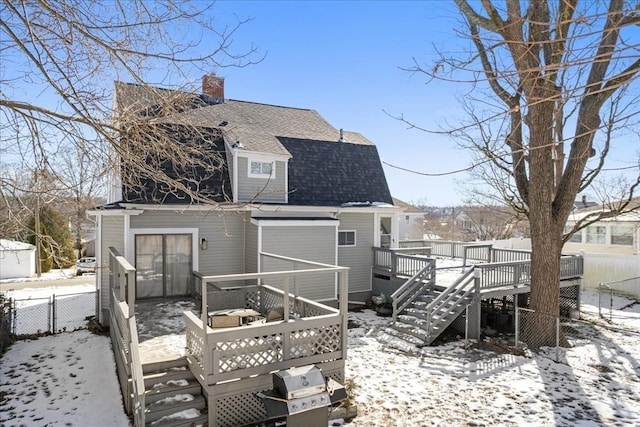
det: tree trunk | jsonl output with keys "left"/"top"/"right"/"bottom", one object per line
{"left": 528, "top": 223, "right": 562, "bottom": 349}
{"left": 526, "top": 99, "right": 563, "bottom": 349}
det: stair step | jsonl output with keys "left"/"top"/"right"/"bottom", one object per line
{"left": 145, "top": 378, "right": 202, "bottom": 404}
{"left": 143, "top": 357, "right": 188, "bottom": 374}
{"left": 148, "top": 412, "right": 208, "bottom": 427}
{"left": 145, "top": 394, "right": 206, "bottom": 423}
{"left": 390, "top": 322, "right": 429, "bottom": 341}
{"left": 144, "top": 366, "right": 195, "bottom": 389}
{"left": 397, "top": 315, "right": 428, "bottom": 327}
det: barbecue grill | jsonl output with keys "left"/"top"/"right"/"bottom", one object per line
{"left": 259, "top": 365, "right": 347, "bottom": 426}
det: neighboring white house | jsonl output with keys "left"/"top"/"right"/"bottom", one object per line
{"left": 564, "top": 207, "right": 640, "bottom": 298}
{"left": 0, "top": 239, "right": 36, "bottom": 280}
{"left": 393, "top": 197, "right": 425, "bottom": 240}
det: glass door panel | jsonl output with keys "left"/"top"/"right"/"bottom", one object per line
{"left": 380, "top": 216, "right": 392, "bottom": 248}
{"left": 165, "top": 234, "right": 192, "bottom": 296}
{"left": 135, "top": 235, "right": 164, "bottom": 298}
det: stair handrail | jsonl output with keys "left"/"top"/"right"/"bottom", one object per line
{"left": 391, "top": 260, "right": 436, "bottom": 322}
{"left": 129, "top": 316, "right": 146, "bottom": 427}
{"left": 425, "top": 267, "right": 476, "bottom": 340}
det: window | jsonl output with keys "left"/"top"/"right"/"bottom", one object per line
{"left": 611, "top": 225, "right": 634, "bottom": 246}
{"left": 586, "top": 226, "right": 606, "bottom": 244}
{"left": 249, "top": 160, "right": 274, "bottom": 178}
{"left": 338, "top": 230, "right": 356, "bottom": 247}
{"left": 564, "top": 226, "right": 582, "bottom": 243}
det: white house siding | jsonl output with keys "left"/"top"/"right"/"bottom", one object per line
{"left": 579, "top": 253, "right": 640, "bottom": 298}
{"left": 337, "top": 212, "right": 375, "bottom": 294}
{"left": 0, "top": 241, "right": 35, "bottom": 280}
{"left": 245, "top": 222, "right": 258, "bottom": 274}
{"left": 237, "top": 158, "right": 287, "bottom": 203}
{"left": 261, "top": 225, "right": 336, "bottom": 301}
{"left": 129, "top": 210, "right": 246, "bottom": 276}
{"left": 100, "top": 216, "right": 125, "bottom": 319}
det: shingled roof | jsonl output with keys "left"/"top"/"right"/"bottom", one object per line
{"left": 114, "top": 81, "right": 392, "bottom": 207}
{"left": 114, "top": 82, "right": 373, "bottom": 156}
{"left": 279, "top": 137, "right": 393, "bottom": 206}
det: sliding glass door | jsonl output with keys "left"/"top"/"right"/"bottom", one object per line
{"left": 135, "top": 234, "right": 192, "bottom": 298}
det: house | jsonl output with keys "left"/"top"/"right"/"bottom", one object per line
{"left": 563, "top": 197, "right": 639, "bottom": 297}
{"left": 0, "top": 239, "right": 36, "bottom": 280}
{"left": 392, "top": 197, "right": 425, "bottom": 240}
{"left": 89, "top": 74, "right": 400, "bottom": 325}
{"left": 86, "top": 75, "right": 403, "bottom": 426}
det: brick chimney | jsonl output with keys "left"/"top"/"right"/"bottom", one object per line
{"left": 202, "top": 73, "right": 224, "bottom": 100}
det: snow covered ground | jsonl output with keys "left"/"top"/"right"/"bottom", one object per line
{"left": 1, "top": 272, "right": 639, "bottom": 427}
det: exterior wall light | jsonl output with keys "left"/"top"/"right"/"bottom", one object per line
{"left": 200, "top": 238, "right": 208, "bottom": 250}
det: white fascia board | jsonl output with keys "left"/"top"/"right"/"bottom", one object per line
{"left": 112, "top": 203, "right": 250, "bottom": 213}
{"left": 86, "top": 208, "right": 144, "bottom": 217}
{"left": 249, "top": 205, "right": 403, "bottom": 215}
{"left": 92, "top": 203, "right": 402, "bottom": 215}
{"left": 250, "top": 218, "right": 339, "bottom": 227}
{"left": 235, "top": 150, "right": 290, "bottom": 162}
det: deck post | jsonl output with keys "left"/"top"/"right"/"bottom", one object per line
{"left": 126, "top": 271, "right": 134, "bottom": 318}
{"left": 283, "top": 277, "right": 290, "bottom": 322}
{"left": 466, "top": 269, "right": 482, "bottom": 340}
{"left": 339, "top": 270, "right": 348, "bottom": 360}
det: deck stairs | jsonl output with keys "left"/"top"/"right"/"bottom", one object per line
{"left": 381, "top": 267, "right": 476, "bottom": 350}
{"left": 141, "top": 357, "right": 208, "bottom": 427}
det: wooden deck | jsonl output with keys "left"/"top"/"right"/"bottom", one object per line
{"left": 108, "top": 248, "right": 348, "bottom": 427}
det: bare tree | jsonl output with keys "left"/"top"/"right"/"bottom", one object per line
{"left": 460, "top": 205, "right": 529, "bottom": 241}
{"left": 405, "top": 1, "right": 639, "bottom": 346}
{"left": 1, "top": 0, "right": 259, "bottom": 263}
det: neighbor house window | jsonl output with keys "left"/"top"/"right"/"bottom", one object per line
{"left": 586, "top": 226, "right": 606, "bottom": 244}
{"left": 611, "top": 225, "right": 634, "bottom": 246}
{"left": 338, "top": 230, "right": 356, "bottom": 247}
{"left": 249, "top": 160, "right": 274, "bottom": 178}
{"left": 564, "top": 226, "right": 582, "bottom": 243}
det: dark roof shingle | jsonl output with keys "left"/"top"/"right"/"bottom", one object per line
{"left": 279, "top": 137, "right": 393, "bottom": 206}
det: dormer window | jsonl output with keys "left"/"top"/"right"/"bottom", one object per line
{"left": 249, "top": 159, "right": 275, "bottom": 178}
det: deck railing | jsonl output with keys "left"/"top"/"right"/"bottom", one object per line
{"left": 473, "top": 255, "right": 583, "bottom": 291}
{"left": 186, "top": 252, "right": 348, "bottom": 386}
{"left": 108, "top": 248, "right": 145, "bottom": 426}
{"left": 372, "top": 247, "right": 432, "bottom": 277}
{"left": 391, "top": 260, "right": 436, "bottom": 319}
{"left": 398, "top": 240, "right": 582, "bottom": 282}
{"left": 490, "top": 248, "right": 532, "bottom": 263}
{"left": 400, "top": 239, "right": 533, "bottom": 264}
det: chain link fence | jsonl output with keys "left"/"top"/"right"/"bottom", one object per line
{"left": 515, "top": 307, "right": 580, "bottom": 362}
{"left": 9, "top": 291, "right": 97, "bottom": 336}
{"left": 599, "top": 277, "right": 640, "bottom": 322}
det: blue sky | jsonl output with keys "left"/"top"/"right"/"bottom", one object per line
{"left": 197, "top": 1, "right": 639, "bottom": 206}
{"left": 4, "top": 1, "right": 636, "bottom": 207}
{"left": 198, "top": 1, "right": 475, "bottom": 206}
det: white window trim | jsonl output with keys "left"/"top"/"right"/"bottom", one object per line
{"left": 610, "top": 224, "right": 635, "bottom": 246}
{"left": 126, "top": 228, "right": 199, "bottom": 272}
{"left": 338, "top": 230, "right": 357, "bottom": 247}
{"left": 248, "top": 158, "right": 276, "bottom": 179}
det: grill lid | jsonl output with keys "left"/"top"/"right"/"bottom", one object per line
{"left": 273, "top": 365, "right": 326, "bottom": 400}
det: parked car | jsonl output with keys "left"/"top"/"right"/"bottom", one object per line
{"left": 76, "top": 257, "right": 96, "bottom": 275}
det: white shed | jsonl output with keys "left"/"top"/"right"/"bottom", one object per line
{"left": 0, "top": 239, "right": 36, "bottom": 280}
